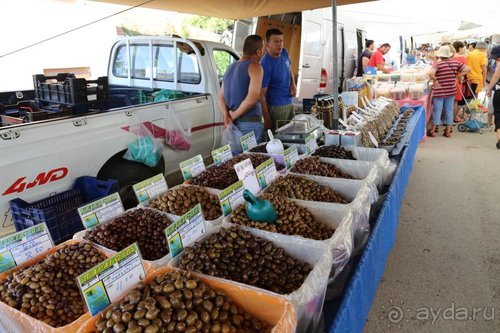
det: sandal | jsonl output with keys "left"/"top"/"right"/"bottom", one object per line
{"left": 444, "top": 131, "right": 451, "bottom": 138}
{"left": 427, "top": 130, "right": 436, "bottom": 137}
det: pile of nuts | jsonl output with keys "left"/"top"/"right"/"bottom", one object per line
{"left": 0, "top": 243, "right": 107, "bottom": 327}
{"left": 380, "top": 108, "right": 414, "bottom": 146}
{"left": 312, "top": 145, "right": 356, "bottom": 160}
{"left": 92, "top": 270, "right": 271, "bottom": 333}
{"left": 229, "top": 193, "right": 335, "bottom": 240}
{"left": 248, "top": 144, "right": 268, "bottom": 153}
{"left": 190, "top": 154, "right": 284, "bottom": 190}
{"left": 178, "top": 227, "right": 312, "bottom": 295}
{"left": 265, "top": 175, "right": 349, "bottom": 203}
{"left": 84, "top": 208, "right": 172, "bottom": 261}
{"left": 149, "top": 186, "right": 222, "bottom": 221}
{"left": 291, "top": 157, "right": 354, "bottom": 179}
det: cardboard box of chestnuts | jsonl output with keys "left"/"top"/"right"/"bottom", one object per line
{"left": 0, "top": 240, "right": 147, "bottom": 333}
{"left": 77, "top": 266, "right": 298, "bottom": 333}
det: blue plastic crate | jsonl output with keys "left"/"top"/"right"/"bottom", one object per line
{"left": 9, "top": 176, "right": 118, "bottom": 244}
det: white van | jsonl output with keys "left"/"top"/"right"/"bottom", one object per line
{"left": 233, "top": 8, "right": 367, "bottom": 100}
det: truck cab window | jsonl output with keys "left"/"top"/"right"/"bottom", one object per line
{"left": 154, "top": 45, "right": 175, "bottom": 81}
{"left": 212, "top": 50, "right": 238, "bottom": 85}
{"left": 113, "top": 45, "right": 128, "bottom": 77}
{"left": 131, "top": 45, "right": 150, "bottom": 79}
{"left": 177, "top": 43, "right": 201, "bottom": 84}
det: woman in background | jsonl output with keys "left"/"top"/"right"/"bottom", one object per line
{"left": 452, "top": 41, "right": 467, "bottom": 122}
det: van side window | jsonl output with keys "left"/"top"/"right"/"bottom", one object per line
{"left": 113, "top": 45, "right": 128, "bottom": 77}
{"left": 213, "top": 50, "right": 238, "bottom": 85}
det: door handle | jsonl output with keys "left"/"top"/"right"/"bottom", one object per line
{"left": 302, "top": 64, "right": 311, "bottom": 69}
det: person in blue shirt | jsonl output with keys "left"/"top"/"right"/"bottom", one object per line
{"left": 218, "top": 35, "right": 267, "bottom": 143}
{"left": 260, "top": 29, "right": 296, "bottom": 131}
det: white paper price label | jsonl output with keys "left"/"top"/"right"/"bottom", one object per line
{"left": 284, "top": 145, "right": 299, "bottom": 169}
{"left": 78, "top": 193, "right": 124, "bottom": 229}
{"left": 234, "top": 158, "right": 260, "bottom": 195}
{"left": 0, "top": 223, "right": 54, "bottom": 272}
{"left": 218, "top": 180, "right": 245, "bottom": 216}
{"left": 255, "top": 158, "right": 278, "bottom": 190}
{"left": 165, "top": 204, "right": 206, "bottom": 258}
{"left": 211, "top": 145, "right": 233, "bottom": 166}
{"left": 305, "top": 134, "right": 318, "bottom": 155}
{"left": 132, "top": 174, "right": 168, "bottom": 203}
{"left": 77, "top": 243, "right": 147, "bottom": 316}
{"left": 368, "top": 131, "right": 379, "bottom": 148}
{"left": 240, "top": 131, "right": 257, "bottom": 152}
{"left": 179, "top": 155, "right": 206, "bottom": 181}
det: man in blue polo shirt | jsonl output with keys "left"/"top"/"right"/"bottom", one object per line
{"left": 260, "top": 28, "right": 296, "bottom": 131}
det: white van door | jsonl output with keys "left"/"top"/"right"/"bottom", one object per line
{"left": 297, "top": 10, "right": 324, "bottom": 99}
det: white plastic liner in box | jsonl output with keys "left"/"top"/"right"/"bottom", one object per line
{"left": 169, "top": 224, "right": 334, "bottom": 333}
{"left": 222, "top": 198, "right": 355, "bottom": 284}
{"left": 139, "top": 184, "right": 224, "bottom": 227}
{"left": 269, "top": 173, "right": 377, "bottom": 250}
{"left": 291, "top": 156, "right": 382, "bottom": 190}
{"left": 73, "top": 207, "right": 182, "bottom": 268}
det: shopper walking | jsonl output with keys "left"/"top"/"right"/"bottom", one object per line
{"left": 218, "top": 35, "right": 267, "bottom": 143}
{"left": 260, "top": 28, "right": 296, "bottom": 131}
{"left": 485, "top": 45, "right": 500, "bottom": 149}
{"left": 466, "top": 41, "right": 488, "bottom": 94}
{"left": 452, "top": 41, "right": 467, "bottom": 122}
{"left": 368, "top": 43, "right": 391, "bottom": 73}
{"left": 356, "top": 40, "right": 374, "bottom": 76}
{"left": 428, "top": 46, "right": 470, "bottom": 138}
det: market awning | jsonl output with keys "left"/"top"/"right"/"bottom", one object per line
{"left": 91, "top": 0, "right": 375, "bottom": 19}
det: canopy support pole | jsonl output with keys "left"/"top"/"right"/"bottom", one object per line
{"left": 331, "top": 0, "right": 339, "bottom": 130}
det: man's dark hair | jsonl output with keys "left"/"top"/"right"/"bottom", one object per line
{"left": 452, "top": 41, "right": 464, "bottom": 52}
{"left": 265, "top": 28, "right": 283, "bottom": 42}
{"left": 365, "top": 40, "right": 374, "bottom": 48}
{"left": 243, "top": 35, "right": 264, "bottom": 55}
{"left": 381, "top": 43, "right": 391, "bottom": 48}
{"left": 470, "top": 42, "right": 477, "bottom": 49}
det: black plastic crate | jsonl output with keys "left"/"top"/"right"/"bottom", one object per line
{"left": 33, "top": 73, "right": 108, "bottom": 106}
{"left": 9, "top": 176, "right": 118, "bottom": 244}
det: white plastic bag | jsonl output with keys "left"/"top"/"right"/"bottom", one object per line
{"left": 165, "top": 109, "right": 192, "bottom": 151}
{"left": 221, "top": 123, "right": 243, "bottom": 155}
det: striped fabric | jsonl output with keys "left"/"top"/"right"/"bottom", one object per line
{"left": 432, "top": 60, "right": 465, "bottom": 97}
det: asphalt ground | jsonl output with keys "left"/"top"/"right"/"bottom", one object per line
{"left": 364, "top": 126, "right": 500, "bottom": 333}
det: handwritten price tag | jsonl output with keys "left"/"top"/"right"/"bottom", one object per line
{"left": 133, "top": 174, "right": 168, "bottom": 203}
{"left": 218, "top": 181, "right": 245, "bottom": 216}
{"left": 234, "top": 158, "right": 260, "bottom": 195}
{"left": 179, "top": 155, "right": 206, "bottom": 181}
{"left": 77, "top": 243, "right": 146, "bottom": 316}
{"left": 78, "top": 193, "right": 124, "bottom": 229}
{"left": 165, "top": 204, "right": 206, "bottom": 258}
{"left": 0, "top": 223, "right": 54, "bottom": 272}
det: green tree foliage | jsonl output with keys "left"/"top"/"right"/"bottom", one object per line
{"left": 189, "top": 16, "right": 233, "bottom": 34}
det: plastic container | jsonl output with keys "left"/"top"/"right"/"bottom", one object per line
{"left": 78, "top": 266, "right": 297, "bottom": 333}
{"left": 0, "top": 240, "right": 119, "bottom": 333}
{"left": 9, "top": 176, "right": 118, "bottom": 244}
{"left": 390, "top": 86, "right": 406, "bottom": 100}
{"left": 73, "top": 207, "right": 179, "bottom": 268}
{"left": 409, "top": 83, "right": 425, "bottom": 100}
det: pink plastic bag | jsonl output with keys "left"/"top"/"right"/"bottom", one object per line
{"left": 165, "top": 109, "right": 191, "bottom": 151}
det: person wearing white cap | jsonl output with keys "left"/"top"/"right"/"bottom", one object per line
{"left": 428, "top": 46, "right": 471, "bottom": 138}
{"left": 467, "top": 41, "right": 488, "bottom": 94}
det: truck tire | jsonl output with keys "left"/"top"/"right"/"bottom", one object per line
{"left": 97, "top": 154, "right": 165, "bottom": 209}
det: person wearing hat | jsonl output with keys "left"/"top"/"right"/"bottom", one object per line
{"left": 466, "top": 41, "right": 488, "bottom": 94}
{"left": 428, "top": 46, "right": 470, "bottom": 138}
{"left": 485, "top": 45, "right": 500, "bottom": 149}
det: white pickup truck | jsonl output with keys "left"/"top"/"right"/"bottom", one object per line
{"left": 0, "top": 36, "right": 240, "bottom": 236}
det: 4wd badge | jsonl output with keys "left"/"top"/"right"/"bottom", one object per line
{"left": 2, "top": 167, "right": 68, "bottom": 196}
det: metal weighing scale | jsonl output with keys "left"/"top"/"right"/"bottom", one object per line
{"left": 274, "top": 114, "right": 324, "bottom": 146}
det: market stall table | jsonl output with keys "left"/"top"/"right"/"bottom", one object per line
{"left": 325, "top": 106, "right": 425, "bottom": 333}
